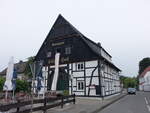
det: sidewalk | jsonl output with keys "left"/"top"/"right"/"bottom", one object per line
{"left": 46, "top": 93, "right": 127, "bottom": 113}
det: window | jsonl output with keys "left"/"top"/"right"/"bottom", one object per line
{"left": 77, "top": 81, "right": 84, "bottom": 90}
{"left": 77, "top": 63, "right": 84, "bottom": 70}
{"left": 65, "top": 47, "right": 71, "bottom": 55}
{"left": 47, "top": 52, "right": 51, "bottom": 57}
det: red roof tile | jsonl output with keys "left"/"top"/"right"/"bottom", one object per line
{"left": 139, "top": 66, "right": 150, "bottom": 78}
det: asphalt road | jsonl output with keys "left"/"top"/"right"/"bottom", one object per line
{"left": 98, "top": 91, "right": 150, "bottom": 113}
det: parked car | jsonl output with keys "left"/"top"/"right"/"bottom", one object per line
{"left": 127, "top": 88, "right": 136, "bottom": 94}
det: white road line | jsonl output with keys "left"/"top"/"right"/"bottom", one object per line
{"left": 145, "top": 97, "right": 150, "bottom": 112}
{"left": 147, "top": 105, "right": 150, "bottom": 112}
{"left": 145, "top": 97, "right": 149, "bottom": 105}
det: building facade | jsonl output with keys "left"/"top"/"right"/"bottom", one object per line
{"left": 35, "top": 15, "right": 121, "bottom": 97}
{"left": 139, "top": 66, "right": 150, "bottom": 91}
{"left": 0, "top": 61, "right": 27, "bottom": 80}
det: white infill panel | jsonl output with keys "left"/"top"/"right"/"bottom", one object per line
{"left": 51, "top": 53, "right": 60, "bottom": 91}
{"left": 85, "top": 60, "right": 97, "bottom": 68}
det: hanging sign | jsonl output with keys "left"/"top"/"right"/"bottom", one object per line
{"left": 52, "top": 42, "right": 64, "bottom": 46}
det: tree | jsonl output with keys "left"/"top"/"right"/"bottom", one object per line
{"left": 120, "top": 76, "right": 137, "bottom": 88}
{"left": 15, "top": 80, "right": 30, "bottom": 92}
{"left": 125, "top": 77, "right": 137, "bottom": 88}
{"left": 139, "top": 57, "right": 150, "bottom": 75}
{"left": 0, "top": 77, "right": 5, "bottom": 91}
{"left": 24, "top": 56, "right": 35, "bottom": 78}
{"left": 0, "top": 77, "right": 29, "bottom": 92}
{"left": 23, "top": 56, "right": 35, "bottom": 93}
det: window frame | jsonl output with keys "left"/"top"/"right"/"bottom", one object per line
{"left": 76, "top": 62, "right": 84, "bottom": 70}
{"left": 77, "top": 81, "right": 84, "bottom": 91}
{"left": 65, "top": 46, "right": 71, "bottom": 55}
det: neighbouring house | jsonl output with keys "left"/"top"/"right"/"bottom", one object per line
{"left": 139, "top": 66, "right": 150, "bottom": 91}
{"left": 34, "top": 14, "right": 121, "bottom": 97}
{"left": 0, "top": 61, "right": 28, "bottom": 80}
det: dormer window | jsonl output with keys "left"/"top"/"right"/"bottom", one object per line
{"left": 65, "top": 47, "right": 71, "bottom": 55}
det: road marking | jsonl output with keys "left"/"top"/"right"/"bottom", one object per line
{"left": 147, "top": 105, "right": 150, "bottom": 112}
{"left": 145, "top": 97, "right": 150, "bottom": 112}
{"left": 145, "top": 97, "right": 149, "bottom": 105}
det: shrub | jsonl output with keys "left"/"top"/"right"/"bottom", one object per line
{"left": 63, "top": 90, "right": 69, "bottom": 96}
{"left": 0, "top": 77, "right": 5, "bottom": 91}
{"left": 15, "top": 79, "right": 30, "bottom": 93}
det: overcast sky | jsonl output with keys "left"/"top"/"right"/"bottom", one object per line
{"left": 0, "top": 0, "right": 150, "bottom": 77}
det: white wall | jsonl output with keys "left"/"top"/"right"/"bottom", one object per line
{"left": 69, "top": 60, "right": 98, "bottom": 96}
{"left": 101, "top": 63, "right": 120, "bottom": 96}
{"left": 85, "top": 60, "right": 97, "bottom": 67}
{"left": 139, "top": 71, "right": 150, "bottom": 91}
{"left": 38, "top": 60, "right": 120, "bottom": 97}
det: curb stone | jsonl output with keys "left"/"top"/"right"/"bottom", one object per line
{"left": 91, "top": 94, "right": 127, "bottom": 113}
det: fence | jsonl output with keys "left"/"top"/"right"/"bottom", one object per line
{"left": 0, "top": 94, "right": 75, "bottom": 113}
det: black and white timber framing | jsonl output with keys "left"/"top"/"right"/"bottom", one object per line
{"left": 34, "top": 14, "right": 121, "bottom": 97}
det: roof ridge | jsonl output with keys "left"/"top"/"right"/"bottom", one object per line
{"left": 58, "top": 14, "right": 84, "bottom": 37}
{"left": 35, "top": 14, "right": 85, "bottom": 59}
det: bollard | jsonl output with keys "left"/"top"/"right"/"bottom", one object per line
{"left": 43, "top": 97, "right": 47, "bottom": 113}
{"left": 16, "top": 100, "right": 20, "bottom": 112}
{"left": 61, "top": 96, "right": 64, "bottom": 108}
{"left": 73, "top": 94, "right": 76, "bottom": 104}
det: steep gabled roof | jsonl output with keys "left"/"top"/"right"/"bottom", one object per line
{"left": 35, "top": 14, "right": 120, "bottom": 71}
{"left": 36, "top": 14, "right": 111, "bottom": 58}
{"left": 139, "top": 66, "right": 150, "bottom": 78}
{"left": 42, "top": 14, "right": 84, "bottom": 42}
{"left": 81, "top": 36, "right": 112, "bottom": 58}
{"left": 36, "top": 14, "right": 83, "bottom": 59}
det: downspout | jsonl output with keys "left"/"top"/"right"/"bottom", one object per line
{"left": 98, "top": 42, "right": 103, "bottom": 98}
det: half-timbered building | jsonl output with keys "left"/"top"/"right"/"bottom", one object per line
{"left": 35, "top": 14, "right": 121, "bottom": 97}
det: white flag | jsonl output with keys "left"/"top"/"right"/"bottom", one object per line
{"left": 3, "top": 57, "right": 14, "bottom": 91}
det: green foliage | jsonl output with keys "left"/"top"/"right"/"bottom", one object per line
{"left": 15, "top": 79, "right": 30, "bottom": 93}
{"left": 63, "top": 90, "right": 69, "bottom": 96}
{"left": 0, "top": 77, "right": 5, "bottom": 91}
{"left": 139, "top": 57, "right": 150, "bottom": 74}
{"left": 120, "top": 76, "right": 137, "bottom": 88}
{"left": 0, "top": 77, "right": 30, "bottom": 93}
{"left": 24, "top": 56, "right": 35, "bottom": 78}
